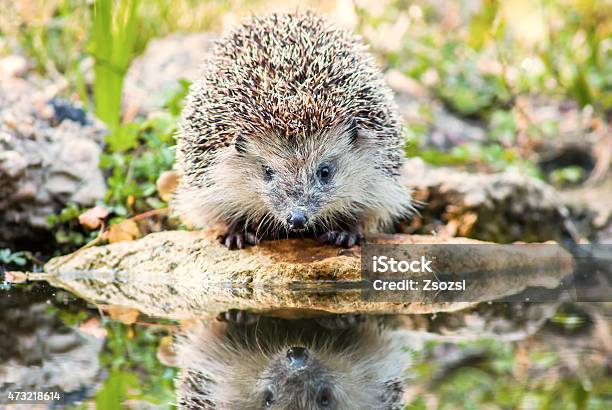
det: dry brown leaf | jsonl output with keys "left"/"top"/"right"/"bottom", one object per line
{"left": 5, "top": 271, "right": 28, "bottom": 283}
{"left": 457, "top": 212, "right": 478, "bottom": 237}
{"left": 156, "top": 170, "right": 180, "bottom": 202}
{"left": 156, "top": 335, "right": 177, "bottom": 367}
{"left": 108, "top": 219, "right": 139, "bottom": 243}
{"left": 106, "top": 305, "right": 140, "bottom": 325}
{"left": 78, "top": 317, "right": 107, "bottom": 339}
{"left": 78, "top": 205, "right": 109, "bottom": 230}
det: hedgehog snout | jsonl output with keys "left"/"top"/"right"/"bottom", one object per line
{"left": 287, "top": 208, "right": 308, "bottom": 230}
{"left": 286, "top": 346, "right": 309, "bottom": 368}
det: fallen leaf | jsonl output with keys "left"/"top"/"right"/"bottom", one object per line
{"left": 156, "top": 170, "right": 180, "bottom": 202}
{"left": 106, "top": 306, "right": 140, "bottom": 325}
{"left": 457, "top": 212, "right": 478, "bottom": 237}
{"left": 5, "top": 271, "right": 28, "bottom": 283}
{"left": 108, "top": 219, "right": 139, "bottom": 243}
{"left": 79, "top": 317, "right": 107, "bottom": 339}
{"left": 156, "top": 335, "right": 177, "bottom": 366}
{"left": 78, "top": 205, "right": 109, "bottom": 230}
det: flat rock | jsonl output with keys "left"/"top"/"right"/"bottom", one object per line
{"left": 401, "top": 158, "right": 576, "bottom": 242}
{"left": 42, "top": 231, "right": 574, "bottom": 319}
{"left": 559, "top": 177, "right": 612, "bottom": 241}
{"left": 0, "top": 288, "right": 103, "bottom": 401}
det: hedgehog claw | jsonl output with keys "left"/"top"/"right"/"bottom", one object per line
{"left": 218, "top": 229, "right": 259, "bottom": 250}
{"left": 318, "top": 230, "right": 362, "bottom": 248}
{"left": 316, "top": 314, "right": 364, "bottom": 330}
{"left": 216, "top": 309, "right": 259, "bottom": 325}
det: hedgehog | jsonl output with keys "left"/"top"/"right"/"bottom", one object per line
{"left": 174, "top": 11, "right": 412, "bottom": 249}
{"left": 175, "top": 312, "right": 410, "bottom": 409}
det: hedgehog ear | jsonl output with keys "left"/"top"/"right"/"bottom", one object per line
{"left": 234, "top": 134, "right": 248, "bottom": 154}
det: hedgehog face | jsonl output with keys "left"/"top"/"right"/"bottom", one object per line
{"left": 177, "top": 318, "right": 408, "bottom": 410}
{"left": 233, "top": 123, "right": 370, "bottom": 233}
{"left": 259, "top": 154, "right": 335, "bottom": 233}
{"left": 248, "top": 346, "right": 339, "bottom": 409}
{"left": 225, "top": 343, "right": 404, "bottom": 410}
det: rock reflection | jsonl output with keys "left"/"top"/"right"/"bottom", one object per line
{"left": 0, "top": 288, "right": 104, "bottom": 407}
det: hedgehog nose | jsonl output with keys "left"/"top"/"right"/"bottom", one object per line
{"left": 287, "top": 346, "right": 309, "bottom": 368}
{"left": 287, "top": 210, "right": 308, "bottom": 230}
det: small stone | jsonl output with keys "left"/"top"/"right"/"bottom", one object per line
{"left": 401, "top": 159, "right": 572, "bottom": 243}
{"left": 0, "top": 131, "right": 12, "bottom": 144}
{"left": 48, "top": 98, "right": 89, "bottom": 125}
{"left": 0, "top": 55, "right": 28, "bottom": 78}
{"left": 0, "top": 150, "right": 28, "bottom": 177}
{"left": 38, "top": 103, "right": 55, "bottom": 121}
{"left": 13, "top": 182, "right": 36, "bottom": 201}
{"left": 46, "top": 174, "right": 78, "bottom": 195}
{"left": 2, "top": 112, "right": 17, "bottom": 129}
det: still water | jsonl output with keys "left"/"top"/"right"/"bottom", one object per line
{"left": 0, "top": 279, "right": 610, "bottom": 409}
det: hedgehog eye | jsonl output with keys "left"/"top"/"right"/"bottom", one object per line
{"left": 317, "top": 386, "right": 332, "bottom": 407}
{"left": 263, "top": 388, "right": 275, "bottom": 407}
{"left": 317, "top": 164, "right": 331, "bottom": 184}
{"left": 263, "top": 166, "right": 275, "bottom": 182}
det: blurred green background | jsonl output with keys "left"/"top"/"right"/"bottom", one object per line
{"left": 1, "top": 0, "right": 609, "bottom": 232}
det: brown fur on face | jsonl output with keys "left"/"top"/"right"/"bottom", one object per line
{"left": 175, "top": 316, "right": 410, "bottom": 410}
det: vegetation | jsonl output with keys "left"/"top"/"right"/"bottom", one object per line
{"left": 1, "top": 1, "right": 610, "bottom": 409}
{"left": 356, "top": 0, "right": 610, "bottom": 175}
{"left": 0, "top": 249, "right": 27, "bottom": 267}
{"left": 89, "top": 0, "right": 140, "bottom": 132}
{"left": 407, "top": 335, "right": 610, "bottom": 410}
{"left": 33, "top": 288, "right": 178, "bottom": 410}
{"left": 95, "top": 321, "right": 177, "bottom": 409}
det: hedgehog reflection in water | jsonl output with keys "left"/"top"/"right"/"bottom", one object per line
{"left": 174, "top": 11, "right": 413, "bottom": 249}
{"left": 175, "top": 313, "right": 411, "bottom": 409}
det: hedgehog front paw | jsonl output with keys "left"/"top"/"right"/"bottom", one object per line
{"left": 216, "top": 309, "right": 259, "bottom": 325}
{"left": 316, "top": 314, "right": 364, "bottom": 330}
{"left": 317, "top": 230, "right": 362, "bottom": 248}
{"left": 218, "top": 229, "right": 259, "bottom": 250}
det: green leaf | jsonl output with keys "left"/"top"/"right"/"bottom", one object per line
{"left": 467, "top": 0, "right": 500, "bottom": 50}
{"left": 90, "top": 0, "right": 141, "bottom": 132}
{"left": 95, "top": 369, "right": 138, "bottom": 409}
{"left": 106, "top": 123, "right": 140, "bottom": 152}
